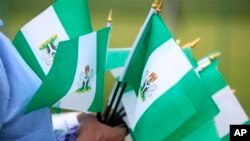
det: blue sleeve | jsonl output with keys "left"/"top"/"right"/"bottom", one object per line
{"left": 0, "top": 32, "right": 56, "bottom": 141}
{"left": 0, "top": 59, "right": 10, "bottom": 130}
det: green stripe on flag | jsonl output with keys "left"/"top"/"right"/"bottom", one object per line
{"left": 88, "top": 27, "right": 110, "bottom": 111}
{"left": 165, "top": 98, "right": 219, "bottom": 141}
{"left": 123, "top": 14, "right": 172, "bottom": 95}
{"left": 26, "top": 38, "right": 79, "bottom": 113}
{"left": 182, "top": 47, "right": 198, "bottom": 68}
{"left": 122, "top": 17, "right": 151, "bottom": 94}
{"left": 53, "top": 0, "right": 92, "bottom": 38}
{"left": 180, "top": 70, "right": 212, "bottom": 107}
{"left": 182, "top": 120, "right": 221, "bottom": 141}
{"left": 133, "top": 84, "right": 197, "bottom": 141}
{"left": 145, "top": 14, "right": 172, "bottom": 60}
{"left": 200, "top": 59, "right": 227, "bottom": 94}
{"left": 221, "top": 134, "right": 229, "bottom": 141}
{"left": 105, "top": 48, "right": 131, "bottom": 71}
{"left": 13, "top": 31, "right": 46, "bottom": 80}
{"left": 164, "top": 69, "right": 219, "bottom": 141}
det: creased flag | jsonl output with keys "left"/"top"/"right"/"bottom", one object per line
{"left": 26, "top": 27, "right": 110, "bottom": 113}
{"left": 164, "top": 51, "right": 220, "bottom": 141}
{"left": 13, "top": 0, "right": 92, "bottom": 80}
{"left": 198, "top": 58, "right": 249, "bottom": 140}
{"left": 120, "top": 12, "right": 220, "bottom": 141}
{"left": 182, "top": 120, "right": 220, "bottom": 141}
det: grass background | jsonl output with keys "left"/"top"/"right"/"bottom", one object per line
{"left": 1, "top": 0, "right": 250, "bottom": 116}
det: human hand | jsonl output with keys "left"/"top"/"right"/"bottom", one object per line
{"left": 77, "top": 113, "right": 127, "bottom": 141}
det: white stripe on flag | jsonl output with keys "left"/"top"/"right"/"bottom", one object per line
{"left": 198, "top": 57, "right": 210, "bottom": 66}
{"left": 132, "top": 38, "right": 192, "bottom": 129}
{"left": 110, "top": 67, "right": 124, "bottom": 79}
{"left": 21, "top": 6, "right": 69, "bottom": 74}
{"left": 122, "top": 90, "right": 138, "bottom": 129}
{"left": 213, "top": 86, "right": 249, "bottom": 137}
{"left": 57, "top": 32, "right": 97, "bottom": 112}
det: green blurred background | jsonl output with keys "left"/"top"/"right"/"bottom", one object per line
{"left": 1, "top": 0, "right": 250, "bottom": 116}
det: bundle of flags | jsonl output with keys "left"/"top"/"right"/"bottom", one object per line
{"left": 5, "top": 0, "right": 249, "bottom": 140}
{"left": 11, "top": 0, "right": 129, "bottom": 114}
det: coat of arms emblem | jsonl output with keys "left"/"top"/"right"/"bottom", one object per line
{"left": 76, "top": 65, "right": 94, "bottom": 94}
{"left": 39, "top": 34, "right": 59, "bottom": 65}
{"left": 139, "top": 71, "right": 158, "bottom": 101}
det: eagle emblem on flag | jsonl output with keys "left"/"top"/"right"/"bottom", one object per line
{"left": 39, "top": 34, "right": 59, "bottom": 65}
{"left": 139, "top": 71, "right": 158, "bottom": 101}
{"left": 76, "top": 65, "right": 94, "bottom": 94}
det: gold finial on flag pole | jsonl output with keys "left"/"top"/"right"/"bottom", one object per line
{"left": 181, "top": 37, "right": 200, "bottom": 49}
{"left": 156, "top": 0, "right": 164, "bottom": 12}
{"left": 152, "top": 0, "right": 159, "bottom": 9}
{"left": 189, "top": 37, "right": 201, "bottom": 48}
{"left": 176, "top": 39, "right": 181, "bottom": 45}
{"left": 209, "top": 52, "right": 221, "bottom": 60}
{"left": 198, "top": 61, "right": 211, "bottom": 72}
{"left": 107, "top": 9, "right": 112, "bottom": 23}
{"left": 181, "top": 42, "right": 190, "bottom": 49}
{"left": 232, "top": 89, "right": 237, "bottom": 94}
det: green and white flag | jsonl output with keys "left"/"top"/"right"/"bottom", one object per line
{"left": 26, "top": 27, "right": 110, "bottom": 113}
{"left": 13, "top": 0, "right": 92, "bottom": 80}
{"left": 164, "top": 51, "right": 220, "bottom": 141}
{"left": 182, "top": 120, "right": 221, "bottom": 141}
{"left": 198, "top": 58, "right": 249, "bottom": 140}
{"left": 105, "top": 48, "right": 131, "bottom": 71}
{"left": 120, "top": 12, "right": 220, "bottom": 141}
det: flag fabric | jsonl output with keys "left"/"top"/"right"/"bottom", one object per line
{"left": 182, "top": 120, "right": 220, "bottom": 141}
{"left": 13, "top": 0, "right": 92, "bottom": 80}
{"left": 198, "top": 58, "right": 249, "bottom": 140}
{"left": 164, "top": 52, "right": 219, "bottom": 141}
{"left": 105, "top": 48, "right": 131, "bottom": 71}
{"left": 120, "top": 12, "right": 218, "bottom": 141}
{"left": 182, "top": 47, "right": 198, "bottom": 68}
{"left": 0, "top": 32, "right": 55, "bottom": 141}
{"left": 26, "top": 27, "right": 110, "bottom": 113}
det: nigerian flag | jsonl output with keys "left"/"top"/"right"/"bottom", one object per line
{"left": 13, "top": 0, "right": 92, "bottom": 80}
{"left": 120, "top": 13, "right": 218, "bottom": 141}
{"left": 26, "top": 27, "right": 110, "bottom": 113}
{"left": 163, "top": 50, "right": 220, "bottom": 141}
{"left": 198, "top": 58, "right": 249, "bottom": 140}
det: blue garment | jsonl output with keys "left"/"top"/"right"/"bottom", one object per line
{"left": 54, "top": 125, "right": 78, "bottom": 141}
{"left": 0, "top": 58, "right": 9, "bottom": 130}
{"left": 0, "top": 32, "right": 56, "bottom": 141}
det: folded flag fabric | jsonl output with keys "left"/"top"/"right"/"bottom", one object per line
{"left": 164, "top": 50, "right": 220, "bottom": 141}
{"left": 198, "top": 58, "right": 249, "bottom": 140}
{"left": 26, "top": 27, "right": 110, "bottom": 113}
{"left": 13, "top": 0, "right": 92, "bottom": 80}
{"left": 120, "top": 12, "right": 221, "bottom": 141}
{"left": 182, "top": 120, "right": 221, "bottom": 141}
